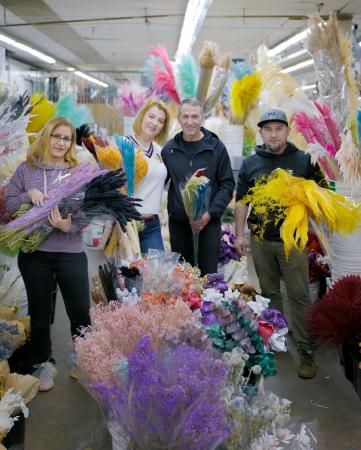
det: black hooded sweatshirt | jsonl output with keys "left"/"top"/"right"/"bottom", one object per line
{"left": 236, "top": 142, "right": 326, "bottom": 241}
{"left": 161, "top": 127, "right": 235, "bottom": 224}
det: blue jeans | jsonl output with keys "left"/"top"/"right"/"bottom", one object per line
{"left": 139, "top": 216, "right": 164, "bottom": 254}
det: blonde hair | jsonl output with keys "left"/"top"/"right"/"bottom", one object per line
{"left": 27, "top": 117, "right": 78, "bottom": 167}
{"left": 133, "top": 98, "right": 170, "bottom": 146}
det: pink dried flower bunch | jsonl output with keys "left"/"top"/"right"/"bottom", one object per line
{"left": 75, "top": 300, "right": 208, "bottom": 385}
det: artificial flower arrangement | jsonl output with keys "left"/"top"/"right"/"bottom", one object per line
{"left": 72, "top": 247, "right": 313, "bottom": 450}
{"left": 0, "top": 165, "right": 141, "bottom": 256}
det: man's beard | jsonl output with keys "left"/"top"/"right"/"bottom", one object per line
{"left": 266, "top": 143, "right": 281, "bottom": 153}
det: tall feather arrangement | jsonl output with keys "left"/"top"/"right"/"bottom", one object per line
{"left": 196, "top": 41, "right": 218, "bottom": 103}
{"left": 26, "top": 93, "right": 56, "bottom": 141}
{"left": 142, "top": 54, "right": 166, "bottom": 89}
{"left": 307, "top": 275, "right": 361, "bottom": 345}
{"left": 248, "top": 45, "right": 311, "bottom": 134}
{"left": 231, "top": 60, "right": 253, "bottom": 80}
{"left": 175, "top": 53, "right": 199, "bottom": 100}
{"left": 306, "top": 12, "right": 350, "bottom": 130}
{"left": 114, "top": 135, "right": 135, "bottom": 196}
{"left": 313, "top": 101, "right": 341, "bottom": 151}
{"left": 292, "top": 110, "right": 340, "bottom": 180}
{"left": 203, "top": 53, "right": 231, "bottom": 114}
{"left": 151, "top": 45, "right": 180, "bottom": 104}
{"left": 54, "top": 93, "right": 93, "bottom": 127}
{"left": 335, "top": 130, "right": 361, "bottom": 191}
{"left": 118, "top": 83, "right": 151, "bottom": 117}
{"left": 230, "top": 73, "right": 262, "bottom": 124}
{"left": 241, "top": 169, "right": 361, "bottom": 258}
{"left": 305, "top": 142, "right": 340, "bottom": 180}
{"left": 92, "top": 136, "right": 122, "bottom": 171}
{"left": 0, "top": 94, "right": 31, "bottom": 156}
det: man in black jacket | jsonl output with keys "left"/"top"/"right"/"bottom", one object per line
{"left": 235, "top": 108, "right": 325, "bottom": 380}
{"left": 161, "top": 98, "right": 235, "bottom": 275}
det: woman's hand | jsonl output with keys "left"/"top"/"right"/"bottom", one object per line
{"left": 48, "top": 207, "right": 72, "bottom": 232}
{"left": 28, "top": 188, "right": 47, "bottom": 206}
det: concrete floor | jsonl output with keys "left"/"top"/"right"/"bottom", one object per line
{"left": 25, "top": 297, "right": 361, "bottom": 450}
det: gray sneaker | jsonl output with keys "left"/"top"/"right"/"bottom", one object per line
{"left": 33, "top": 362, "right": 57, "bottom": 391}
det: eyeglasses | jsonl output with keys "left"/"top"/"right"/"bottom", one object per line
{"left": 50, "top": 133, "right": 72, "bottom": 145}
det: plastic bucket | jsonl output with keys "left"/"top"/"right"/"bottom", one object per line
{"left": 222, "top": 124, "right": 244, "bottom": 170}
{"left": 330, "top": 183, "right": 361, "bottom": 281}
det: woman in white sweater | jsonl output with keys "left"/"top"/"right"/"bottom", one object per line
{"left": 127, "top": 98, "right": 170, "bottom": 253}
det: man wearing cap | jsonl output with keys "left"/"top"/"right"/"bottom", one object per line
{"left": 235, "top": 108, "right": 325, "bottom": 379}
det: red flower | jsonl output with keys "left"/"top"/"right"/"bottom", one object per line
{"left": 187, "top": 291, "right": 202, "bottom": 310}
{"left": 258, "top": 320, "right": 275, "bottom": 344}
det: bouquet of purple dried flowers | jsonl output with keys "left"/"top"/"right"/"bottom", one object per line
{"left": 219, "top": 228, "right": 240, "bottom": 265}
{"left": 91, "top": 335, "right": 230, "bottom": 450}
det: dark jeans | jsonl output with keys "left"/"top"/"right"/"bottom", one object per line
{"left": 169, "top": 218, "right": 221, "bottom": 276}
{"left": 18, "top": 251, "right": 90, "bottom": 364}
{"left": 139, "top": 216, "right": 164, "bottom": 254}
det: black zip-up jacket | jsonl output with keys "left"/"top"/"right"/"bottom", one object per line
{"left": 236, "top": 142, "right": 326, "bottom": 240}
{"left": 161, "top": 128, "right": 235, "bottom": 224}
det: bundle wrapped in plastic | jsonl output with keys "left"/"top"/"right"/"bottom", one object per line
{"left": 140, "top": 249, "right": 184, "bottom": 298}
{"left": 89, "top": 335, "right": 230, "bottom": 450}
{"left": 181, "top": 169, "right": 211, "bottom": 267}
{"left": 0, "top": 165, "right": 141, "bottom": 255}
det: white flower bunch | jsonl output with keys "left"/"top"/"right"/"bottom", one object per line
{"left": 0, "top": 389, "right": 28, "bottom": 439}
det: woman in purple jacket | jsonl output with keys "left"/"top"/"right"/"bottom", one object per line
{"left": 5, "top": 117, "right": 90, "bottom": 391}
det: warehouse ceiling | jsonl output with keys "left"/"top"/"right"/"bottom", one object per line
{"left": 0, "top": 0, "right": 360, "bottom": 80}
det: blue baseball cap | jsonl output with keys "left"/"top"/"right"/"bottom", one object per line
{"left": 257, "top": 108, "right": 289, "bottom": 127}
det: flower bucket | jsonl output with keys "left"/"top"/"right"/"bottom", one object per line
{"left": 330, "top": 182, "right": 361, "bottom": 281}
{"left": 222, "top": 124, "right": 244, "bottom": 170}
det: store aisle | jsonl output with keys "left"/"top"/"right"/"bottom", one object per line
{"left": 25, "top": 298, "right": 361, "bottom": 450}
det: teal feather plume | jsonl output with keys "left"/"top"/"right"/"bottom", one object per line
{"left": 176, "top": 54, "right": 199, "bottom": 100}
{"left": 55, "top": 93, "right": 93, "bottom": 127}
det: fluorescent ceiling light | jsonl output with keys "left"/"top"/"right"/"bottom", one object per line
{"left": 67, "top": 67, "right": 75, "bottom": 72}
{"left": 268, "top": 29, "right": 309, "bottom": 57}
{"left": 74, "top": 70, "right": 108, "bottom": 87}
{"left": 277, "top": 49, "right": 308, "bottom": 64}
{"left": 0, "top": 32, "right": 56, "bottom": 64}
{"left": 301, "top": 83, "right": 317, "bottom": 91}
{"left": 281, "top": 59, "right": 314, "bottom": 73}
{"left": 176, "top": 0, "right": 213, "bottom": 58}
